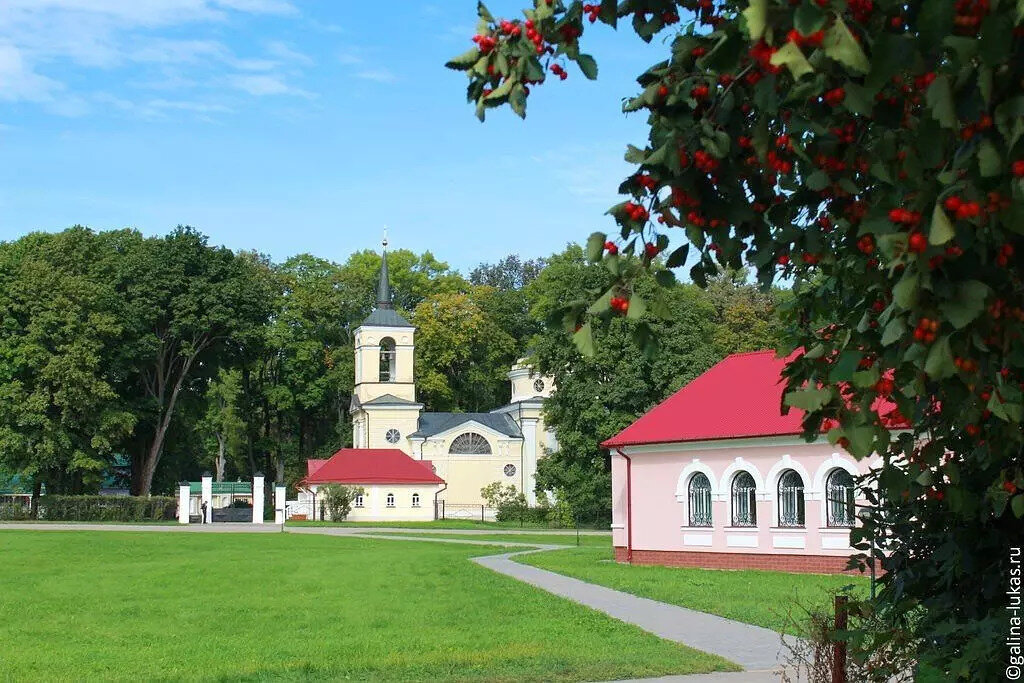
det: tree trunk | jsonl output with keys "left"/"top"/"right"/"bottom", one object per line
{"left": 215, "top": 433, "right": 226, "bottom": 482}
{"left": 30, "top": 478, "right": 42, "bottom": 520}
{"left": 138, "top": 348, "right": 199, "bottom": 496}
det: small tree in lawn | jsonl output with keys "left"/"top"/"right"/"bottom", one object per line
{"left": 449, "top": 1, "right": 1023, "bottom": 678}
{"left": 321, "top": 484, "right": 363, "bottom": 522}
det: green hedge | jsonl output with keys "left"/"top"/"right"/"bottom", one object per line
{"left": 35, "top": 495, "right": 177, "bottom": 522}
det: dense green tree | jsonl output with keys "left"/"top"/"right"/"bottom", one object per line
{"left": 412, "top": 290, "right": 518, "bottom": 412}
{"left": 197, "top": 369, "right": 246, "bottom": 482}
{"left": 704, "top": 269, "right": 791, "bottom": 356}
{"left": 471, "top": 255, "right": 547, "bottom": 358}
{"left": 0, "top": 228, "right": 134, "bottom": 505}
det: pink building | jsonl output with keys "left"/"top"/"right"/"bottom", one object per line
{"left": 605, "top": 350, "right": 879, "bottom": 574}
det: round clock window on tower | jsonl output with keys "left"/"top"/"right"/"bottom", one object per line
{"left": 533, "top": 378, "right": 545, "bottom": 393}
{"left": 385, "top": 428, "right": 401, "bottom": 444}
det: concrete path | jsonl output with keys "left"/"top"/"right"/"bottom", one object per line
{"left": 473, "top": 549, "right": 790, "bottom": 673}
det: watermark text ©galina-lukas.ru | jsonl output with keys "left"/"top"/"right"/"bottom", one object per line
{"left": 1009, "top": 547, "right": 1022, "bottom": 680}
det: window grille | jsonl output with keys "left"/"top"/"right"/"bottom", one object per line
{"left": 688, "top": 473, "right": 712, "bottom": 527}
{"left": 412, "top": 493, "right": 420, "bottom": 507}
{"left": 449, "top": 433, "right": 492, "bottom": 454}
{"left": 386, "top": 492, "right": 395, "bottom": 507}
{"left": 777, "top": 469, "right": 806, "bottom": 527}
{"left": 826, "top": 469, "right": 856, "bottom": 527}
{"left": 731, "top": 471, "right": 757, "bottom": 526}
{"left": 355, "top": 494, "right": 364, "bottom": 508}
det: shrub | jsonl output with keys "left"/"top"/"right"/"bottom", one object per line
{"left": 320, "top": 484, "right": 362, "bottom": 522}
{"left": 36, "top": 495, "right": 177, "bottom": 522}
{"left": 0, "top": 500, "right": 31, "bottom": 520}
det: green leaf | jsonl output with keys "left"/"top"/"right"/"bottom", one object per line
{"left": 742, "top": 0, "right": 767, "bottom": 40}
{"left": 577, "top": 54, "right": 598, "bottom": 80}
{"left": 795, "top": 2, "right": 826, "bottom": 35}
{"left": 626, "top": 294, "right": 647, "bottom": 320}
{"left": 509, "top": 84, "right": 527, "bottom": 118}
{"left": 929, "top": 203, "right": 955, "bottom": 245}
{"left": 654, "top": 269, "right": 676, "bottom": 287}
{"left": 893, "top": 271, "right": 920, "bottom": 309}
{"left": 846, "top": 425, "right": 876, "bottom": 458}
{"left": 1013, "top": 494, "right": 1024, "bottom": 518}
{"left": 784, "top": 386, "right": 834, "bottom": 411}
{"left": 977, "top": 139, "right": 1001, "bottom": 177}
{"left": 807, "top": 170, "right": 830, "bottom": 191}
{"left": 770, "top": 42, "right": 814, "bottom": 79}
{"left": 666, "top": 244, "right": 689, "bottom": 268}
{"left": 599, "top": 0, "right": 617, "bottom": 27}
{"left": 586, "top": 232, "right": 607, "bottom": 262}
{"left": 943, "top": 280, "right": 989, "bottom": 329}
{"left": 926, "top": 76, "right": 957, "bottom": 129}
{"left": 925, "top": 336, "right": 956, "bottom": 379}
{"left": 832, "top": 350, "right": 862, "bottom": 381}
{"left": 918, "top": 0, "right": 954, "bottom": 50}
{"left": 702, "top": 32, "right": 744, "bottom": 73}
{"left": 445, "top": 47, "right": 481, "bottom": 71}
{"left": 979, "top": 13, "right": 1013, "bottom": 66}
{"left": 572, "top": 322, "right": 594, "bottom": 356}
{"left": 881, "top": 317, "right": 907, "bottom": 346}
{"left": 824, "top": 17, "right": 870, "bottom": 74}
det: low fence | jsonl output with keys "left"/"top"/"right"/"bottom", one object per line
{"left": 434, "top": 501, "right": 492, "bottom": 522}
{"left": 0, "top": 495, "right": 176, "bottom": 522}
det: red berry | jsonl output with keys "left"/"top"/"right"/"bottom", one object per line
{"left": 908, "top": 232, "right": 927, "bottom": 253}
{"left": 1004, "top": 480, "right": 1019, "bottom": 494}
{"left": 604, "top": 241, "right": 618, "bottom": 255}
{"left": 1013, "top": 160, "right": 1024, "bottom": 177}
{"left": 943, "top": 196, "right": 962, "bottom": 212}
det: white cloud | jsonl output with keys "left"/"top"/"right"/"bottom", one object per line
{"left": 227, "top": 73, "right": 311, "bottom": 97}
{"left": 355, "top": 68, "right": 397, "bottom": 83}
{"left": 0, "top": 43, "right": 63, "bottom": 102}
{"left": 266, "top": 41, "right": 313, "bottom": 66}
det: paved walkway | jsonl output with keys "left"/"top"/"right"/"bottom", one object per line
{"left": 473, "top": 549, "right": 789, "bottom": 673}
{"left": 2, "top": 523, "right": 792, "bottom": 679}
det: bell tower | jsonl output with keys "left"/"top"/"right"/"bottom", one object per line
{"left": 351, "top": 236, "right": 422, "bottom": 452}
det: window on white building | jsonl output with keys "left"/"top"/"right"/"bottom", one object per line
{"left": 355, "top": 493, "right": 364, "bottom": 508}
{"left": 412, "top": 493, "right": 420, "bottom": 507}
{"left": 449, "top": 432, "right": 492, "bottom": 454}
{"left": 731, "top": 471, "right": 757, "bottom": 527}
{"left": 386, "top": 492, "right": 395, "bottom": 507}
{"left": 688, "top": 473, "right": 712, "bottom": 527}
{"left": 826, "top": 469, "right": 856, "bottom": 527}
{"left": 778, "top": 469, "right": 806, "bottom": 527}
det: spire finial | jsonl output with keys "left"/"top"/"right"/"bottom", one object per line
{"left": 376, "top": 231, "right": 393, "bottom": 310}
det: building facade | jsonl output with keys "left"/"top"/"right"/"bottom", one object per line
{"left": 606, "top": 350, "right": 882, "bottom": 574}
{"left": 345, "top": 240, "right": 556, "bottom": 511}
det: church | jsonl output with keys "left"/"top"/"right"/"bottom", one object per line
{"left": 298, "top": 241, "right": 556, "bottom": 520}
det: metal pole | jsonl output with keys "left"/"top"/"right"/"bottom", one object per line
{"left": 833, "top": 595, "right": 848, "bottom": 683}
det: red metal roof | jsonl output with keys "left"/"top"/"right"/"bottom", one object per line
{"left": 306, "top": 459, "right": 327, "bottom": 477}
{"left": 603, "top": 351, "right": 805, "bottom": 448}
{"left": 304, "top": 449, "right": 445, "bottom": 485}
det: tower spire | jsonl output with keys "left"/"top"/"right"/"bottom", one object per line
{"left": 376, "top": 230, "right": 393, "bottom": 310}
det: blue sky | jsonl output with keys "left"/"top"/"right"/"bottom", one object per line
{"left": 0, "top": 1, "right": 666, "bottom": 273}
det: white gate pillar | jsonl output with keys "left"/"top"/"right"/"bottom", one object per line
{"left": 521, "top": 417, "right": 539, "bottom": 506}
{"left": 252, "top": 473, "right": 265, "bottom": 524}
{"left": 201, "top": 472, "right": 213, "bottom": 524}
{"left": 274, "top": 485, "right": 286, "bottom": 524}
{"left": 177, "top": 481, "right": 190, "bottom": 524}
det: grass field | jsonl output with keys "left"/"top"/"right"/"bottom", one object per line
{"left": 516, "top": 547, "right": 869, "bottom": 635}
{"left": 0, "top": 531, "right": 733, "bottom": 680}
{"left": 365, "top": 532, "right": 611, "bottom": 548}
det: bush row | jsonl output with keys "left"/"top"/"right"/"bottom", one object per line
{"left": 0, "top": 495, "right": 177, "bottom": 522}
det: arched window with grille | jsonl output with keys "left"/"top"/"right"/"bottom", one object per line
{"left": 777, "top": 469, "right": 805, "bottom": 527}
{"left": 354, "top": 493, "right": 364, "bottom": 508}
{"left": 826, "top": 469, "right": 856, "bottom": 527}
{"left": 448, "top": 433, "right": 492, "bottom": 455}
{"left": 731, "top": 471, "right": 757, "bottom": 527}
{"left": 379, "top": 337, "right": 396, "bottom": 382}
{"left": 412, "top": 492, "right": 420, "bottom": 508}
{"left": 687, "top": 473, "right": 712, "bottom": 527}
{"left": 386, "top": 492, "right": 395, "bottom": 507}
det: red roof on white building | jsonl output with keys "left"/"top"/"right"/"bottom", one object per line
{"left": 304, "top": 449, "right": 445, "bottom": 485}
{"left": 603, "top": 351, "right": 806, "bottom": 448}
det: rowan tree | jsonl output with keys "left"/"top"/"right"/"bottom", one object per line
{"left": 449, "top": 0, "right": 1024, "bottom": 677}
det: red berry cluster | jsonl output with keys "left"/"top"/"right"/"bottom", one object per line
{"left": 644, "top": 242, "right": 661, "bottom": 259}
{"left": 471, "top": 33, "right": 499, "bottom": 54}
{"left": 874, "top": 377, "right": 895, "bottom": 396}
{"left": 943, "top": 196, "right": 981, "bottom": 220}
{"left": 786, "top": 28, "right": 824, "bottom": 48}
{"left": 691, "top": 83, "right": 710, "bottom": 100}
{"left": 635, "top": 173, "right": 657, "bottom": 192}
{"left": 953, "top": 0, "right": 989, "bottom": 34}
{"left": 582, "top": 4, "right": 601, "bottom": 23}
{"left": 908, "top": 231, "right": 927, "bottom": 253}
{"left": 1012, "top": 160, "right": 1024, "bottom": 177}
{"left": 848, "top": 0, "right": 874, "bottom": 24}
{"left": 610, "top": 295, "right": 629, "bottom": 314}
{"left": 857, "top": 234, "right": 875, "bottom": 254}
{"left": 671, "top": 186, "right": 700, "bottom": 209}
{"left": 888, "top": 207, "right": 922, "bottom": 226}
{"left": 524, "top": 19, "right": 547, "bottom": 55}
{"left": 622, "top": 201, "right": 649, "bottom": 222}
{"left": 913, "top": 318, "right": 939, "bottom": 344}
{"left": 954, "top": 357, "right": 979, "bottom": 373}
{"left": 690, "top": 46, "right": 707, "bottom": 58}
{"left": 995, "top": 242, "right": 1014, "bottom": 267}
{"left": 823, "top": 87, "right": 845, "bottom": 107}
{"left": 692, "top": 149, "right": 719, "bottom": 174}
{"left": 549, "top": 63, "right": 567, "bottom": 81}
{"left": 604, "top": 241, "right": 618, "bottom": 256}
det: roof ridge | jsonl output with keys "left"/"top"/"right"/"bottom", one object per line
{"left": 725, "top": 349, "right": 779, "bottom": 358}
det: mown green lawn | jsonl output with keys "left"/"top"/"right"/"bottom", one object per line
{"left": 366, "top": 531, "right": 611, "bottom": 548}
{"left": 0, "top": 531, "right": 733, "bottom": 680}
{"left": 516, "top": 547, "right": 869, "bottom": 635}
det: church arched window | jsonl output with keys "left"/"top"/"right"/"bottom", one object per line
{"left": 449, "top": 433, "right": 492, "bottom": 455}
{"left": 379, "top": 337, "right": 396, "bottom": 382}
